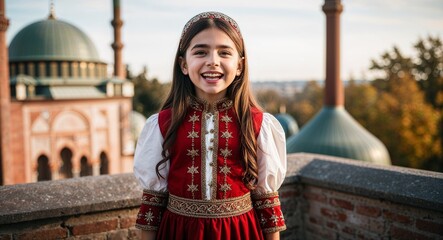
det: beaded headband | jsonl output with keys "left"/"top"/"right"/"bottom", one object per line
{"left": 179, "top": 11, "right": 242, "bottom": 51}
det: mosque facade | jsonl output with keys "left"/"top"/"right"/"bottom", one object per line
{"left": 1, "top": 3, "right": 135, "bottom": 185}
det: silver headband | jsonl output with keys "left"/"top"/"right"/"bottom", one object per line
{"left": 180, "top": 12, "right": 242, "bottom": 50}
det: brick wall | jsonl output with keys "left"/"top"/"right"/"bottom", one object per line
{"left": 0, "top": 153, "right": 442, "bottom": 239}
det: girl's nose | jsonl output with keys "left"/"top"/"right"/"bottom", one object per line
{"left": 206, "top": 52, "right": 220, "bottom": 66}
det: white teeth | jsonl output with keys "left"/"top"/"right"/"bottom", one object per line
{"left": 202, "top": 73, "right": 222, "bottom": 78}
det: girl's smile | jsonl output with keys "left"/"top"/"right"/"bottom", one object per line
{"left": 180, "top": 28, "right": 243, "bottom": 103}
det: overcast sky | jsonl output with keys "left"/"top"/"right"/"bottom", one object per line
{"left": 5, "top": 0, "right": 443, "bottom": 82}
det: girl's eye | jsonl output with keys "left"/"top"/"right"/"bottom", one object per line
{"left": 220, "top": 51, "right": 232, "bottom": 56}
{"left": 193, "top": 51, "right": 206, "bottom": 56}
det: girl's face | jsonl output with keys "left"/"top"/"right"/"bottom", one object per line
{"left": 180, "top": 28, "right": 243, "bottom": 103}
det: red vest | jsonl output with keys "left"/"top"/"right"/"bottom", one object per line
{"left": 158, "top": 98, "right": 263, "bottom": 200}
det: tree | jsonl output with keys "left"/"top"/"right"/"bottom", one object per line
{"left": 287, "top": 81, "right": 323, "bottom": 127}
{"left": 413, "top": 36, "right": 443, "bottom": 110}
{"left": 345, "top": 80, "right": 378, "bottom": 128}
{"left": 131, "top": 67, "right": 170, "bottom": 117}
{"left": 368, "top": 45, "right": 442, "bottom": 171}
{"left": 255, "top": 89, "right": 284, "bottom": 114}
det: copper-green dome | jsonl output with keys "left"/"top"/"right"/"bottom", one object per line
{"left": 9, "top": 18, "right": 101, "bottom": 62}
{"left": 287, "top": 107, "right": 391, "bottom": 165}
{"left": 275, "top": 113, "right": 299, "bottom": 139}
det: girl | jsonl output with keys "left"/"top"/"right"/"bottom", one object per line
{"left": 134, "top": 11, "right": 287, "bottom": 240}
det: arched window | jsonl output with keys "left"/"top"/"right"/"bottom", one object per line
{"left": 100, "top": 152, "right": 109, "bottom": 175}
{"left": 80, "top": 156, "right": 92, "bottom": 177}
{"left": 59, "top": 147, "right": 73, "bottom": 179}
{"left": 37, "top": 155, "right": 51, "bottom": 181}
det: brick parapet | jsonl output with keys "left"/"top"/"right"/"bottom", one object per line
{"left": 0, "top": 153, "right": 442, "bottom": 239}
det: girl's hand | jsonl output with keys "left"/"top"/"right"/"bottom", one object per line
{"left": 141, "top": 230, "right": 157, "bottom": 240}
{"left": 265, "top": 232, "right": 280, "bottom": 240}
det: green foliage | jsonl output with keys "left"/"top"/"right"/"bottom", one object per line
{"left": 131, "top": 68, "right": 170, "bottom": 118}
{"left": 287, "top": 81, "right": 323, "bottom": 127}
{"left": 366, "top": 38, "right": 442, "bottom": 171}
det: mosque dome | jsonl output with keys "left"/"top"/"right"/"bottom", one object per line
{"left": 9, "top": 18, "right": 101, "bottom": 62}
{"left": 275, "top": 113, "right": 299, "bottom": 139}
{"left": 287, "top": 107, "right": 391, "bottom": 165}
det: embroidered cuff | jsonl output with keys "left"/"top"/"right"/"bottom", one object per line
{"left": 136, "top": 189, "right": 168, "bottom": 231}
{"left": 251, "top": 191, "right": 286, "bottom": 233}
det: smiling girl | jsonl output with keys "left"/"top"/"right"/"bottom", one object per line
{"left": 134, "top": 12, "right": 287, "bottom": 240}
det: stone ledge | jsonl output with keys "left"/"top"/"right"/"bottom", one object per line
{"left": 286, "top": 153, "right": 443, "bottom": 212}
{"left": 1, "top": 153, "right": 442, "bottom": 226}
{"left": 0, "top": 173, "right": 142, "bottom": 225}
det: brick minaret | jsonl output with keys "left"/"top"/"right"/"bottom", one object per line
{"left": 322, "top": 0, "right": 344, "bottom": 107}
{"left": 0, "top": 0, "right": 10, "bottom": 185}
{"left": 111, "top": 0, "right": 124, "bottom": 79}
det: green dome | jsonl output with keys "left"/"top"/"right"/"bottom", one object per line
{"left": 9, "top": 18, "right": 101, "bottom": 62}
{"left": 275, "top": 113, "right": 299, "bottom": 139}
{"left": 287, "top": 107, "right": 391, "bottom": 165}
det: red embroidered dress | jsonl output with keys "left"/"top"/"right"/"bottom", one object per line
{"left": 134, "top": 98, "right": 286, "bottom": 239}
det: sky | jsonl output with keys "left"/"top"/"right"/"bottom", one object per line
{"left": 5, "top": 0, "right": 443, "bottom": 82}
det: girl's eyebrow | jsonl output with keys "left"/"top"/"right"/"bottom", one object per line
{"left": 190, "top": 44, "right": 234, "bottom": 50}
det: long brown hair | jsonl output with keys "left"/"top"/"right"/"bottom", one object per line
{"left": 156, "top": 12, "right": 262, "bottom": 190}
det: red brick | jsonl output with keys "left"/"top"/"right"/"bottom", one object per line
{"left": 416, "top": 219, "right": 443, "bottom": 236}
{"left": 280, "top": 189, "right": 300, "bottom": 198}
{"left": 71, "top": 219, "right": 118, "bottom": 236}
{"left": 120, "top": 217, "right": 136, "bottom": 229}
{"left": 356, "top": 205, "right": 381, "bottom": 218}
{"left": 326, "top": 221, "right": 338, "bottom": 230}
{"left": 383, "top": 210, "right": 412, "bottom": 225}
{"left": 321, "top": 207, "right": 347, "bottom": 222}
{"left": 390, "top": 226, "right": 433, "bottom": 240}
{"left": 304, "top": 192, "right": 327, "bottom": 203}
{"left": 307, "top": 215, "right": 324, "bottom": 226}
{"left": 342, "top": 225, "right": 356, "bottom": 235}
{"left": 330, "top": 198, "right": 354, "bottom": 210}
{"left": 15, "top": 228, "right": 67, "bottom": 240}
{"left": 0, "top": 234, "right": 12, "bottom": 240}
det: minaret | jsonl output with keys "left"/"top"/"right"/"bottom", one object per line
{"left": 0, "top": 0, "right": 10, "bottom": 185}
{"left": 323, "top": 0, "right": 344, "bottom": 107}
{"left": 287, "top": 0, "right": 391, "bottom": 165}
{"left": 111, "top": 0, "right": 124, "bottom": 79}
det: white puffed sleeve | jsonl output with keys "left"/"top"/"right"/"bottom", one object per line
{"left": 255, "top": 113, "right": 287, "bottom": 194}
{"left": 133, "top": 113, "right": 169, "bottom": 192}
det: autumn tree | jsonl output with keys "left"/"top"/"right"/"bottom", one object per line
{"left": 255, "top": 89, "right": 285, "bottom": 114}
{"left": 369, "top": 46, "right": 441, "bottom": 170}
{"left": 413, "top": 36, "right": 443, "bottom": 110}
{"left": 287, "top": 81, "right": 323, "bottom": 127}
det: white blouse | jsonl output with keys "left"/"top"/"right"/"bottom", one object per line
{"left": 133, "top": 112, "right": 287, "bottom": 198}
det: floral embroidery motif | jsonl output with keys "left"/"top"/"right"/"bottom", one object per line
{"left": 219, "top": 110, "right": 233, "bottom": 198}
{"left": 144, "top": 209, "right": 155, "bottom": 223}
{"left": 219, "top": 165, "right": 231, "bottom": 174}
{"left": 187, "top": 184, "right": 198, "bottom": 192}
{"left": 189, "top": 114, "right": 199, "bottom": 123}
{"left": 187, "top": 130, "right": 199, "bottom": 139}
{"left": 220, "top": 147, "right": 232, "bottom": 158}
{"left": 187, "top": 165, "right": 199, "bottom": 174}
{"left": 221, "top": 130, "right": 233, "bottom": 139}
{"left": 187, "top": 110, "right": 199, "bottom": 198}
{"left": 221, "top": 115, "right": 232, "bottom": 123}
{"left": 187, "top": 148, "right": 199, "bottom": 157}
{"left": 220, "top": 183, "right": 232, "bottom": 192}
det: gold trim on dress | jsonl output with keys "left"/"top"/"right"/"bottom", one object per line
{"left": 167, "top": 193, "right": 253, "bottom": 218}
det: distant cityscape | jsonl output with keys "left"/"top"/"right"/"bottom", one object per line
{"left": 251, "top": 80, "right": 366, "bottom": 97}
